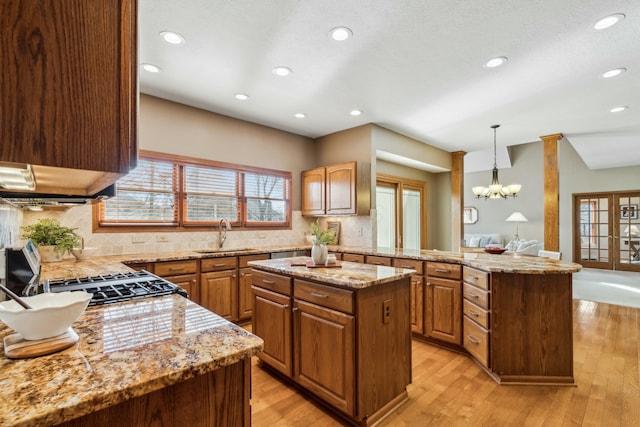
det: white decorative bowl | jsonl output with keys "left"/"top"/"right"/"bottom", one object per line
{"left": 0, "top": 292, "right": 92, "bottom": 340}
{"left": 72, "top": 247, "right": 98, "bottom": 260}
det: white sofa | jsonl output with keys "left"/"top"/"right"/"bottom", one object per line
{"left": 463, "top": 233, "right": 504, "bottom": 248}
{"left": 505, "top": 239, "right": 544, "bottom": 256}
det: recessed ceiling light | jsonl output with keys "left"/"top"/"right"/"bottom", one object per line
{"left": 142, "top": 63, "right": 161, "bottom": 73}
{"left": 160, "top": 31, "right": 185, "bottom": 45}
{"left": 594, "top": 14, "right": 625, "bottom": 30}
{"left": 234, "top": 93, "right": 249, "bottom": 100}
{"left": 329, "top": 27, "right": 352, "bottom": 41}
{"left": 350, "top": 109, "right": 363, "bottom": 116}
{"left": 272, "top": 66, "right": 292, "bottom": 76}
{"left": 602, "top": 68, "right": 626, "bottom": 78}
{"left": 610, "top": 106, "right": 628, "bottom": 113}
{"left": 483, "top": 56, "right": 508, "bottom": 68}
{"left": 294, "top": 113, "right": 306, "bottom": 119}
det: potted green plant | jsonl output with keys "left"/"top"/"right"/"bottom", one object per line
{"left": 309, "top": 220, "right": 337, "bottom": 265}
{"left": 21, "top": 218, "right": 81, "bottom": 262}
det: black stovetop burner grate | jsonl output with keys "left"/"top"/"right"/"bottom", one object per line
{"left": 48, "top": 270, "right": 188, "bottom": 306}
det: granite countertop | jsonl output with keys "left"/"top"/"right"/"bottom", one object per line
{"left": 248, "top": 257, "right": 415, "bottom": 289}
{"left": 0, "top": 295, "right": 263, "bottom": 427}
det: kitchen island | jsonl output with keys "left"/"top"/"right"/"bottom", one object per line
{"left": 248, "top": 257, "right": 415, "bottom": 427}
{"left": 0, "top": 272, "right": 263, "bottom": 427}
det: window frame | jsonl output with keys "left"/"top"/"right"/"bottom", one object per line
{"left": 93, "top": 150, "right": 292, "bottom": 233}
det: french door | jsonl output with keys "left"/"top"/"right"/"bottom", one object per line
{"left": 574, "top": 191, "right": 640, "bottom": 272}
{"left": 376, "top": 174, "right": 426, "bottom": 250}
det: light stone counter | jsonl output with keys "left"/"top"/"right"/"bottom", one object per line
{"left": 0, "top": 295, "right": 263, "bottom": 426}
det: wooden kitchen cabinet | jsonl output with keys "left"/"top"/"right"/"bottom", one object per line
{"left": 393, "top": 258, "right": 425, "bottom": 334}
{"left": 153, "top": 260, "right": 199, "bottom": 303}
{"left": 238, "top": 254, "right": 269, "bottom": 321}
{"left": 365, "top": 255, "right": 392, "bottom": 266}
{"left": 252, "top": 270, "right": 293, "bottom": 377}
{"left": 201, "top": 257, "right": 238, "bottom": 320}
{"left": 0, "top": 0, "right": 137, "bottom": 195}
{"left": 301, "top": 161, "right": 370, "bottom": 216}
{"left": 424, "top": 262, "right": 462, "bottom": 346}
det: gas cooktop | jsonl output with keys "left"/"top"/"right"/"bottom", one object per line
{"left": 48, "top": 270, "right": 188, "bottom": 306}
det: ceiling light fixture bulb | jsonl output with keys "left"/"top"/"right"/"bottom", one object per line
{"left": 142, "top": 63, "right": 161, "bottom": 73}
{"left": 234, "top": 93, "right": 249, "bottom": 100}
{"left": 294, "top": 113, "right": 306, "bottom": 119}
{"left": 350, "top": 109, "right": 363, "bottom": 116}
{"left": 610, "top": 106, "right": 628, "bottom": 113}
{"left": 160, "top": 31, "right": 186, "bottom": 45}
{"left": 272, "top": 66, "right": 292, "bottom": 77}
{"left": 594, "top": 14, "right": 625, "bottom": 30}
{"left": 484, "top": 56, "right": 508, "bottom": 68}
{"left": 602, "top": 68, "right": 626, "bottom": 78}
{"left": 329, "top": 27, "right": 353, "bottom": 41}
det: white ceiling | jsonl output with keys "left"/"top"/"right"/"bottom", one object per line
{"left": 139, "top": 0, "right": 640, "bottom": 171}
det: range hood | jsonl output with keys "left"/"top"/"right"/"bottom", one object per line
{"left": 0, "top": 184, "right": 116, "bottom": 210}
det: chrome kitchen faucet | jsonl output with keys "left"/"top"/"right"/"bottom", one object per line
{"left": 219, "top": 218, "right": 231, "bottom": 249}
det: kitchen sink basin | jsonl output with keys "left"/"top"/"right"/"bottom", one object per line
{"left": 194, "top": 248, "right": 256, "bottom": 254}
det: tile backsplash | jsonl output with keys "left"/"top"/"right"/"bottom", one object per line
{"left": 20, "top": 206, "right": 375, "bottom": 256}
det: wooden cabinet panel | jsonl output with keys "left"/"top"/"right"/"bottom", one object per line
{"left": 166, "top": 273, "right": 199, "bottom": 304}
{"left": 463, "top": 316, "right": 489, "bottom": 368}
{"left": 1, "top": 0, "right": 137, "bottom": 194}
{"left": 426, "top": 262, "right": 462, "bottom": 280}
{"left": 365, "top": 255, "right": 392, "bottom": 266}
{"left": 463, "top": 267, "right": 490, "bottom": 290}
{"left": 393, "top": 258, "right": 424, "bottom": 275}
{"left": 293, "top": 279, "right": 354, "bottom": 314}
{"left": 341, "top": 253, "right": 365, "bottom": 263}
{"left": 238, "top": 254, "right": 269, "bottom": 268}
{"left": 252, "top": 270, "right": 292, "bottom": 295}
{"left": 238, "top": 267, "right": 254, "bottom": 320}
{"left": 294, "top": 299, "right": 355, "bottom": 416}
{"left": 463, "top": 299, "right": 489, "bottom": 329}
{"left": 425, "top": 276, "right": 462, "bottom": 345}
{"left": 201, "top": 256, "right": 237, "bottom": 272}
{"left": 154, "top": 260, "right": 197, "bottom": 277}
{"left": 462, "top": 282, "right": 490, "bottom": 310}
{"left": 301, "top": 168, "right": 325, "bottom": 216}
{"left": 252, "top": 285, "right": 292, "bottom": 377}
{"left": 201, "top": 270, "right": 237, "bottom": 320}
{"left": 325, "top": 162, "right": 357, "bottom": 215}
{"left": 410, "top": 275, "right": 424, "bottom": 334}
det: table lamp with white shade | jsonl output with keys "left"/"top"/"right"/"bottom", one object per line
{"left": 624, "top": 225, "right": 639, "bottom": 237}
{"left": 506, "top": 211, "right": 528, "bottom": 241}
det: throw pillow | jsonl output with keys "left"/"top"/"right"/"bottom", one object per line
{"left": 468, "top": 236, "right": 481, "bottom": 247}
{"left": 479, "top": 236, "right": 492, "bottom": 247}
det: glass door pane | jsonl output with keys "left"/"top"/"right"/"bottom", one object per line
{"left": 615, "top": 194, "right": 640, "bottom": 272}
{"left": 402, "top": 189, "right": 421, "bottom": 251}
{"left": 577, "top": 196, "right": 612, "bottom": 269}
{"left": 376, "top": 186, "right": 396, "bottom": 248}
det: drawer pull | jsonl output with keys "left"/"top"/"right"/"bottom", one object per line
{"left": 435, "top": 268, "right": 449, "bottom": 273}
{"left": 468, "top": 310, "right": 480, "bottom": 317}
{"left": 310, "top": 292, "right": 328, "bottom": 298}
{"left": 214, "top": 263, "right": 228, "bottom": 267}
{"left": 292, "top": 307, "right": 298, "bottom": 312}
{"left": 371, "top": 261, "right": 383, "bottom": 265}
{"left": 283, "top": 304, "right": 289, "bottom": 309}
{"left": 467, "top": 275, "right": 478, "bottom": 281}
{"left": 467, "top": 292, "right": 479, "bottom": 299}
{"left": 467, "top": 335, "right": 480, "bottom": 344}
{"left": 169, "top": 267, "right": 185, "bottom": 271}
{"left": 399, "top": 265, "right": 412, "bottom": 269}
{"left": 261, "top": 279, "right": 275, "bottom": 284}
{"left": 426, "top": 282, "right": 431, "bottom": 286}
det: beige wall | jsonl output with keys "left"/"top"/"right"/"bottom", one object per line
{"left": 140, "top": 95, "right": 316, "bottom": 210}
{"left": 372, "top": 125, "right": 452, "bottom": 170}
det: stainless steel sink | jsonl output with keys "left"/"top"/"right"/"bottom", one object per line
{"left": 194, "top": 248, "right": 256, "bottom": 254}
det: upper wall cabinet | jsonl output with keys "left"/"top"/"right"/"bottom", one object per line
{"left": 0, "top": 0, "right": 138, "bottom": 195}
{"left": 302, "top": 161, "right": 370, "bottom": 216}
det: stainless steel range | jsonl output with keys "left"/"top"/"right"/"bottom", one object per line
{"left": 48, "top": 270, "right": 188, "bottom": 306}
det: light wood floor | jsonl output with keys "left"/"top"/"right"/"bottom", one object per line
{"left": 250, "top": 300, "right": 640, "bottom": 426}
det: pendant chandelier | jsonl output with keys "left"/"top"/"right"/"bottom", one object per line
{"left": 472, "top": 124, "right": 521, "bottom": 199}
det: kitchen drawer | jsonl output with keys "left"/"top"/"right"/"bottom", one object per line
{"left": 365, "top": 255, "right": 392, "bottom": 266}
{"left": 341, "top": 253, "right": 365, "bottom": 263}
{"left": 463, "top": 266, "right": 490, "bottom": 290}
{"left": 201, "top": 256, "right": 238, "bottom": 272}
{"left": 463, "top": 282, "right": 490, "bottom": 310}
{"left": 426, "top": 262, "right": 462, "bottom": 280}
{"left": 239, "top": 253, "right": 269, "bottom": 268}
{"left": 252, "top": 270, "right": 292, "bottom": 296}
{"left": 294, "top": 279, "right": 354, "bottom": 314}
{"left": 154, "top": 260, "right": 198, "bottom": 277}
{"left": 464, "top": 316, "right": 489, "bottom": 368}
{"left": 392, "top": 258, "right": 424, "bottom": 275}
{"left": 463, "top": 299, "right": 490, "bottom": 329}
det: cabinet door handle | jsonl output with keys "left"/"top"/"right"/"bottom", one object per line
{"left": 310, "top": 292, "right": 328, "bottom": 298}
{"left": 283, "top": 304, "right": 289, "bottom": 309}
{"left": 426, "top": 282, "right": 431, "bottom": 286}
{"left": 262, "top": 279, "right": 275, "bottom": 284}
{"left": 292, "top": 307, "right": 298, "bottom": 312}
{"left": 191, "top": 279, "right": 196, "bottom": 284}
{"left": 435, "top": 268, "right": 449, "bottom": 273}
{"left": 467, "top": 335, "right": 480, "bottom": 344}
{"left": 468, "top": 310, "right": 479, "bottom": 317}
{"left": 169, "top": 267, "right": 184, "bottom": 271}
